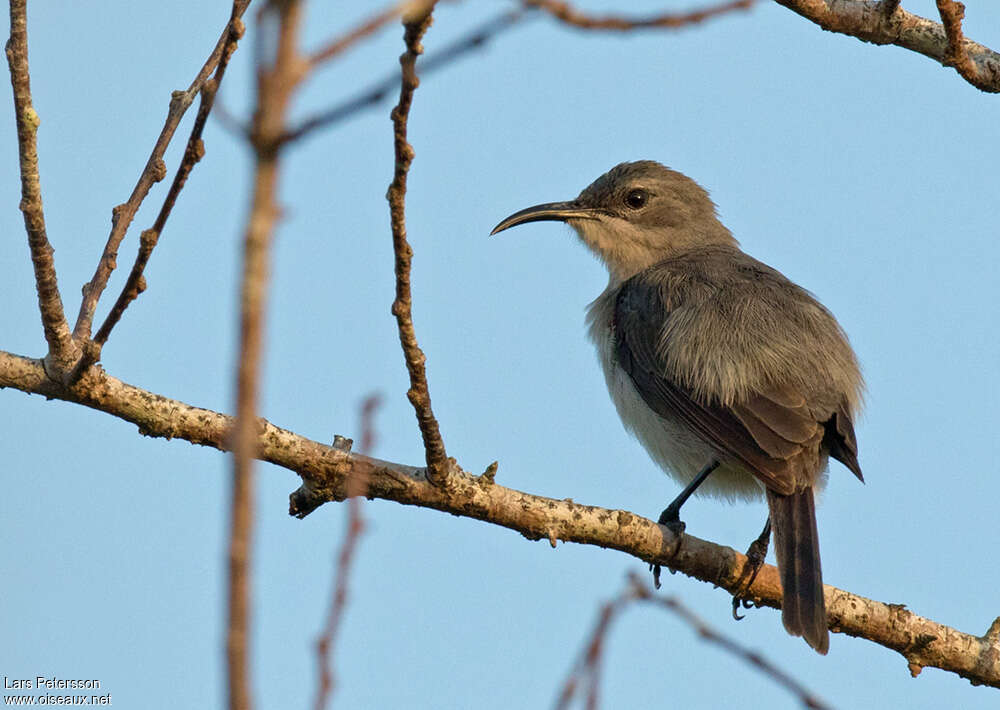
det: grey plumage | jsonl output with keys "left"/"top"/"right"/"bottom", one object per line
{"left": 492, "top": 160, "right": 864, "bottom": 654}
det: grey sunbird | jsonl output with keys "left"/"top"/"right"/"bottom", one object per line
{"left": 492, "top": 161, "right": 863, "bottom": 654}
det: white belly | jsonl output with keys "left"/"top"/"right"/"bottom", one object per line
{"left": 586, "top": 286, "right": 765, "bottom": 502}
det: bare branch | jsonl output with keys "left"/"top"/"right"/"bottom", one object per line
{"left": 357, "top": 394, "right": 382, "bottom": 457}
{"left": 307, "top": 1, "right": 410, "bottom": 69}
{"left": 92, "top": 18, "right": 246, "bottom": 350}
{"left": 74, "top": 0, "right": 254, "bottom": 342}
{"left": 555, "top": 583, "right": 629, "bottom": 710}
{"left": 228, "top": 408, "right": 255, "bottom": 710}
{"left": 227, "top": 1, "right": 308, "bottom": 708}
{"left": 314, "top": 395, "right": 382, "bottom": 710}
{"left": 279, "top": 9, "right": 524, "bottom": 144}
{"left": 772, "top": 0, "right": 1000, "bottom": 93}
{"left": 935, "top": 0, "right": 980, "bottom": 86}
{"left": 631, "top": 574, "right": 830, "bottom": 708}
{"left": 225, "top": 0, "right": 759, "bottom": 148}
{"left": 6, "top": 0, "right": 81, "bottom": 381}
{"left": 525, "top": 0, "right": 756, "bottom": 31}
{"left": 556, "top": 574, "right": 831, "bottom": 710}
{"left": 2, "top": 349, "right": 998, "bottom": 688}
{"left": 387, "top": 3, "right": 451, "bottom": 485}
{"left": 881, "top": 0, "right": 900, "bottom": 17}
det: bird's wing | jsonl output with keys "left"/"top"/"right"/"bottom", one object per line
{"left": 613, "top": 269, "right": 835, "bottom": 494}
{"left": 825, "top": 400, "right": 863, "bottom": 482}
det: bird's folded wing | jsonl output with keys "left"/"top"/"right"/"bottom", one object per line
{"left": 614, "top": 276, "right": 826, "bottom": 495}
{"left": 826, "top": 400, "right": 863, "bottom": 482}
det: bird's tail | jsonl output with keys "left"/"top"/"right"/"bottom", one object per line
{"left": 766, "top": 487, "right": 829, "bottom": 654}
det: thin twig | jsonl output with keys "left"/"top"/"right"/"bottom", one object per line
{"left": 936, "top": 0, "right": 980, "bottom": 85}
{"left": 357, "top": 394, "right": 383, "bottom": 457}
{"left": 772, "top": 0, "right": 1000, "bottom": 93}
{"left": 220, "top": 6, "right": 526, "bottom": 145}
{"left": 307, "top": 1, "right": 410, "bottom": 68}
{"left": 275, "top": 0, "right": 756, "bottom": 147}
{"left": 556, "top": 573, "right": 831, "bottom": 710}
{"left": 526, "top": 0, "right": 756, "bottom": 31}
{"left": 74, "top": 0, "right": 254, "bottom": 343}
{"left": 3, "top": 348, "right": 999, "bottom": 688}
{"left": 210, "top": 96, "right": 251, "bottom": 139}
{"left": 92, "top": 16, "right": 247, "bottom": 350}
{"left": 554, "top": 593, "right": 630, "bottom": 710}
{"left": 313, "top": 394, "right": 382, "bottom": 710}
{"left": 275, "top": 0, "right": 750, "bottom": 146}
{"left": 630, "top": 574, "right": 831, "bottom": 709}
{"left": 278, "top": 9, "right": 525, "bottom": 145}
{"left": 228, "top": 1, "right": 306, "bottom": 709}
{"left": 5, "top": 0, "right": 81, "bottom": 381}
{"left": 387, "top": 3, "right": 451, "bottom": 485}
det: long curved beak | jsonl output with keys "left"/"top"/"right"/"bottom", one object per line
{"left": 490, "top": 201, "right": 603, "bottom": 235}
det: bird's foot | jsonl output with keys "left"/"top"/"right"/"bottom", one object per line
{"left": 731, "top": 519, "right": 771, "bottom": 620}
{"left": 651, "top": 506, "right": 687, "bottom": 589}
{"left": 657, "top": 504, "right": 686, "bottom": 534}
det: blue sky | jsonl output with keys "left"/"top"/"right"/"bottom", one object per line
{"left": 2, "top": 1, "right": 998, "bottom": 708}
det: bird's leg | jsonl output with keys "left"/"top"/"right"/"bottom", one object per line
{"left": 656, "top": 460, "right": 720, "bottom": 531}
{"left": 651, "top": 460, "right": 720, "bottom": 588}
{"left": 732, "top": 517, "right": 772, "bottom": 620}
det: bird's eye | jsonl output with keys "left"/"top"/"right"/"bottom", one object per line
{"left": 625, "top": 188, "right": 648, "bottom": 209}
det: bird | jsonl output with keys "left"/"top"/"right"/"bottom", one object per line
{"left": 491, "top": 160, "right": 863, "bottom": 654}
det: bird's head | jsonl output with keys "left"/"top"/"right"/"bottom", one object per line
{"left": 492, "top": 160, "right": 736, "bottom": 283}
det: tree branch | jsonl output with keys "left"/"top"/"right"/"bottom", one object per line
{"left": 772, "top": 0, "right": 1000, "bottom": 93}
{"left": 276, "top": 9, "right": 525, "bottom": 145}
{"left": 306, "top": 1, "right": 410, "bottom": 69}
{"left": 6, "top": 0, "right": 81, "bottom": 381}
{"left": 265, "top": 0, "right": 760, "bottom": 148}
{"left": 1, "top": 348, "right": 997, "bottom": 689}
{"left": 313, "top": 394, "right": 382, "bottom": 710}
{"left": 92, "top": 16, "right": 246, "bottom": 351}
{"left": 935, "top": 0, "right": 980, "bottom": 86}
{"left": 73, "top": 0, "right": 254, "bottom": 343}
{"left": 387, "top": 3, "right": 451, "bottom": 485}
{"left": 525, "top": 0, "right": 757, "bottom": 31}
{"left": 557, "top": 573, "right": 831, "bottom": 710}
{"left": 227, "top": 1, "right": 306, "bottom": 709}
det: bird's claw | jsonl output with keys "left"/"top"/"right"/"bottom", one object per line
{"left": 731, "top": 519, "right": 771, "bottom": 620}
